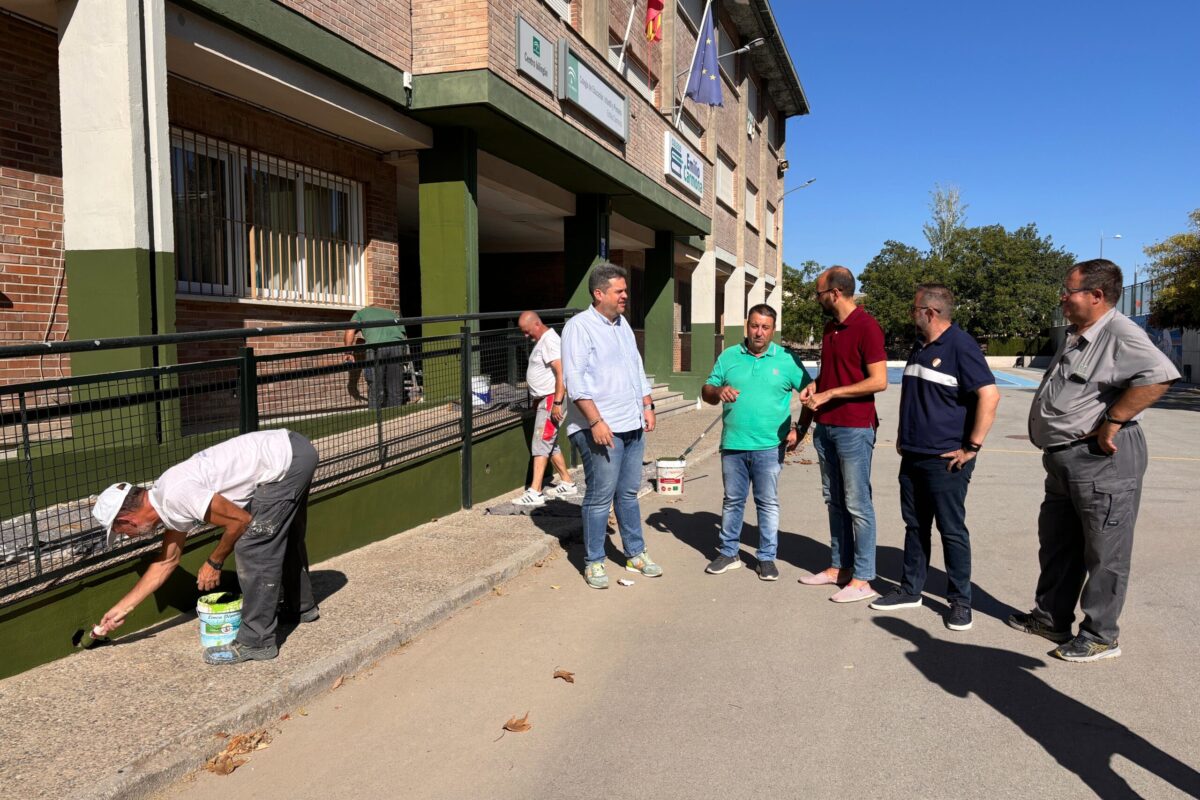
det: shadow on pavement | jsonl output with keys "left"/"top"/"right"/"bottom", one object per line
{"left": 645, "top": 506, "right": 1021, "bottom": 624}
{"left": 1154, "top": 390, "right": 1200, "bottom": 412}
{"left": 877, "top": 616, "right": 1200, "bottom": 798}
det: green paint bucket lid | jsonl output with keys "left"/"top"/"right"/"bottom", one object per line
{"left": 197, "top": 592, "right": 242, "bottom": 614}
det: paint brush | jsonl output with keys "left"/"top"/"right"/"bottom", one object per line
{"left": 72, "top": 624, "right": 110, "bottom": 650}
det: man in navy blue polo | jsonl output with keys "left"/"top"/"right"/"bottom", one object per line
{"left": 870, "top": 284, "right": 1000, "bottom": 631}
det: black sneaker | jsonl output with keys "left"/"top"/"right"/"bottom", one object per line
{"left": 705, "top": 554, "right": 742, "bottom": 574}
{"left": 757, "top": 560, "right": 780, "bottom": 581}
{"left": 869, "top": 590, "right": 923, "bottom": 611}
{"left": 1007, "top": 611, "right": 1072, "bottom": 644}
{"left": 1054, "top": 635, "right": 1121, "bottom": 662}
{"left": 946, "top": 603, "right": 973, "bottom": 631}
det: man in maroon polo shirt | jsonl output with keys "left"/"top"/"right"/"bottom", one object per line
{"left": 798, "top": 266, "right": 889, "bottom": 602}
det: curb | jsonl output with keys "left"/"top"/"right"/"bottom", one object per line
{"left": 82, "top": 534, "right": 563, "bottom": 800}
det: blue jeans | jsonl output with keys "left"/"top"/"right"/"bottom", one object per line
{"left": 569, "top": 428, "right": 646, "bottom": 565}
{"left": 719, "top": 447, "right": 784, "bottom": 562}
{"left": 898, "top": 452, "right": 975, "bottom": 604}
{"left": 813, "top": 424, "right": 878, "bottom": 580}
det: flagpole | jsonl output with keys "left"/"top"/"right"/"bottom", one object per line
{"left": 616, "top": 1, "right": 638, "bottom": 72}
{"left": 673, "top": 0, "right": 714, "bottom": 129}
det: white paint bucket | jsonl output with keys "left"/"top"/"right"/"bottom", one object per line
{"left": 471, "top": 376, "right": 491, "bottom": 406}
{"left": 197, "top": 592, "right": 242, "bottom": 649}
{"left": 656, "top": 459, "right": 686, "bottom": 495}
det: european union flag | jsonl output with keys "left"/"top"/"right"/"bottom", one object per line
{"left": 684, "top": 1, "right": 723, "bottom": 107}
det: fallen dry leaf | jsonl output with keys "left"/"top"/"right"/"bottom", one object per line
{"left": 493, "top": 586, "right": 506, "bottom": 596}
{"left": 550, "top": 585, "right": 561, "bottom": 590}
{"left": 204, "top": 730, "right": 272, "bottom": 776}
{"left": 298, "top": 708, "right": 308, "bottom": 716}
{"left": 280, "top": 713, "right": 290, "bottom": 721}
{"left": 503, "top": 712, "right": 532, "bottom": 733}
{"left": 534, "top": 559, "right": 545, "bottom": 568}
{"left": 553, "top": 669, "right": 575, "bottom": 684}
{"left": 799, "top": 459, "right": 814, "bottom": 465}
{"left": 331, "top": 675, "right": 345, "bottom": 690}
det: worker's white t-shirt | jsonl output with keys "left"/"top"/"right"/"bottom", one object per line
{"left": 148, "top": 430, "right": 294, "bottom": 533}
{"left": 526, "top": 329, "right": 561, "bottom": 398}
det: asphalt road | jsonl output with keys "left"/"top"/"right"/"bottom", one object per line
{"left": 159, "top": 385, "right": 1200, "bottom": 800}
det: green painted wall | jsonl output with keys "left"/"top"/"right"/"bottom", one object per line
{"left": 642, "top": 231, "right": 675, "bottom": 385}
{"left": 0, "top": 443, "right": 474, "bottom": 679}
{"left": 470, "top": 426, "right": 533, "bottom": 506}
{"left": 690, "top": 321, "right": 717, "bottom": 380}
{"left": 564, "top": 194, "right": 610, "bottom": 309}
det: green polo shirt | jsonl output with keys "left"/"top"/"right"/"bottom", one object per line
{"left": 706, "top": 341, "right": 813, "bottom": 451}
{"left": 351, "top": 306, "right": 406, "bottom": 345}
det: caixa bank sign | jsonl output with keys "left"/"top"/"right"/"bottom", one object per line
{"left": 663, "top": 131, "right": 703, "bottom": 199}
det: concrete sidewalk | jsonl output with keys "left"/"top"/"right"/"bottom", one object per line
{"left": 0, "top": 403, "right": 721, "bottom": 800}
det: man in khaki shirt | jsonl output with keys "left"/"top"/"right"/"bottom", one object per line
{"left": 1009, "top": 259, "right": 1179, "bottom": 662}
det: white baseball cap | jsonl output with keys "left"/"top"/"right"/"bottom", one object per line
{"left": 93, "top": 482, "right": 134, "bottom": 548}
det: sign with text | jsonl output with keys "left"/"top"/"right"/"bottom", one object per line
{"left": 557, "top": 41, "right": 627, "bottom": 141}
{"left": 663, "top": 131, "right": 704, "bottom": 199}
{"left": 516, "top": 16, "right": 554, "bottom": 93}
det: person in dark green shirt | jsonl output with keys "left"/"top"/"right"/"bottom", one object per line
{"left": 701, "top": 304, "right": 812, "bottom": 581}
{"left": 344, "top": 306, "right": 410, "bottom": 409}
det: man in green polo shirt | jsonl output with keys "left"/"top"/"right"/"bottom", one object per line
{"left": 702, "top": 304, "right": 813, "bottom": 580}
{"left": 344, "top": 306, "right": 410, "bottom": 409}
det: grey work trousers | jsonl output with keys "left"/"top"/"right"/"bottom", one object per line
{"left": 234, "top": 432, "right": 319, "bottom": 649}
{"left": 1032, "top": 424, "right": 1147, "bottom": 644}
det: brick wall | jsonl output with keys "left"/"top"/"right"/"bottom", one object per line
{"left": 412, "top": 0, "right": 490, "bottom": 74}
{"left": 0, "top": 13, "right": 67, "bottom": 388}
{"left": 487, "top": 0, "right": 712, "bottom": 224}
{"left": 275, "top": 0, "right": 413, "bottom": 72}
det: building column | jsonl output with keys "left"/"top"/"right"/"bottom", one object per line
{"left": 689, "top": 246, "right": 718, "bottom": 379}
{"left": 563, "top": 194, "right": 610, "bottom": 309}
{"left": 643, "top": 231, "right": 674, "bottom": 383}
{"left": 766, "top": 277, "right": 783, "bottom": 342}
{"left": 59, "top": 0, "right": 175, "bottom": 376}
{"left": 419, "top": 128, "right": 479, "bottom": 335}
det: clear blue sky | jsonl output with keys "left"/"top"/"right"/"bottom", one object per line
{"left": 775, "top": 1, "right": 1200, "bottom": 280}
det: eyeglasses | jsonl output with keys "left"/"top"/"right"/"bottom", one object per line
{"left": 1060, "top": 285, "right": 1094, "bottom": 297}
{"left": 815, "top": 288, "right": 836, "bottom": 298}
{"left": 910, "top": 305, "right": 941, "bottom": 314}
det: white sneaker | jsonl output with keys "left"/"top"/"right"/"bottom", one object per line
{"left": 512, "top": 489, "right": 546, "bottom": 507}
{"left": 549, "top": 481, "right": 578, "bottom": 498}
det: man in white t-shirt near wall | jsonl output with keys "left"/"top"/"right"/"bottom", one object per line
{"left": 513, "top": 311, "right": 577, "bottom": 506}
{"left": 90, "top": 429, "right": 319, "bottom": 665}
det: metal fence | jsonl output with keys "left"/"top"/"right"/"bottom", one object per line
{"left": 0, "top": 310, "right": 571, "bottom": 602}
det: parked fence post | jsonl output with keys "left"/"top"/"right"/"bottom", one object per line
{"left": 460, "top": 325, "right": 474, "bottom": 510}
{"left": 374, "top": 346, "right": 386, "bottom": 469}
{"left": 238, "top": 346, "right": 259, "bottom": 434}
{"left": 17, "top": 392, "right": 43, "bottom": 576}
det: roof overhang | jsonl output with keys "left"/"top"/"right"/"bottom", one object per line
{"left": 726, "top": 0, "right": 810, "bottom": 118}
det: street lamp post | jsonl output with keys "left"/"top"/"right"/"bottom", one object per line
{"left": 1099, "top": 230, "right": 1122, "bottom": 258}
{"left": 776, "top": 178, "right": 815, "bottom": 204}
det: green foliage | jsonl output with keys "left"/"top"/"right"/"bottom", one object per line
{"left": 859, "top": 186, "right": 1075, "bottom": 345}
{"left": 781, "top": 260, "right": 825, "bottom": 345}
{"left": 1146, "top": 209, "right": 1200, "bottom": 329}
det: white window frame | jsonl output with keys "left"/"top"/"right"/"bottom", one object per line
{"left": 170, "top": 127, "right": 365, "bottom": 308}
{"left": 544, "top": 0, "right": 570, "bottom": 21}
{"left": 170, "top": 132, "right": 241, "bottom": 298}
{"left": 745, "top": 181, "right": 758, "bottom": 230}
{"left": 765, "top": 202, "right": 776, "bottom": 243}
{"left": 716, "top": 150, "right": 735, "bottom": 211}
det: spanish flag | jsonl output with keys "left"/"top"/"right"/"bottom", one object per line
{"left": 646, "top": 0, "right": 664, "bottom": 43}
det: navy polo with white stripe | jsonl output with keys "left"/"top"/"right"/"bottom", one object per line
{"left": 898, "top": 323, "right": 996, "bottom": 455}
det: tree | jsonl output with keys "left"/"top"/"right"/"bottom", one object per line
{"left": 781, "top": 260, "right": 824, "bottom": 346}
{"left": 858, "top": 241, "right": 940, "bottom": 349}
{"left": 1146, "top": 209, "right": 1200, "bottom": 329}
{"left": 922, "top": 183, "right": 968, "bottom": 261}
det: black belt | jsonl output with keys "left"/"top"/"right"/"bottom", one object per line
{"left": 1044, "top": 421, "right": 1137, "bottom": 453}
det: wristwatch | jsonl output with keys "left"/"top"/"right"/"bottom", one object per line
{"left": 963, "top": 442, "right": 982, "bottom": 453}
{"left": 1104, "top": 411, "right": 1128, "bottom": 425}
{"left": 645, "top": 402, "right": 656, "bottom": 411}
{"left": 206, "top": 557, "right": 224, "bottom": 571}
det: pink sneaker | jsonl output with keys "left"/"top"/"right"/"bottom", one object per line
{"left": 799, "top": 569, "right": 850, "bottom": 586}
{"left": 830, "top": 583, "right": 879, "bottom": 603}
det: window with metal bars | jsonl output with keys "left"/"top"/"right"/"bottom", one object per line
{"left": 170, "top": 128, "right": 366, "bottom": 307}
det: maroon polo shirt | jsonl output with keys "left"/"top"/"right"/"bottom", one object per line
{"left": 815, "top": 306, "right": 887, "bottom": 428}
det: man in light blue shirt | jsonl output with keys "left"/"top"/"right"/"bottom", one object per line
{"left": 562, "top": 263, "right": 661, "bottom": 589}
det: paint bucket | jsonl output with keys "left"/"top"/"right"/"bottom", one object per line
{"left": 655, "top": 459, "right": 686, "bottom": 495}
{"left": 197, "top": 592, "right": 242, "bottom": 648}
{"left": 470, "top": 376, "right": 491, "bottom": 407}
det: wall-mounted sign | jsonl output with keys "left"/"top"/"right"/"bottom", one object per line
{"left": 663, "top": 131, "right": 704, "bottom": 199}
{"left": 516, "top": 16, "right": 554, "bottom": 93}
{"left": 557, "top": 41, "right": 627, "bottom": 141}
